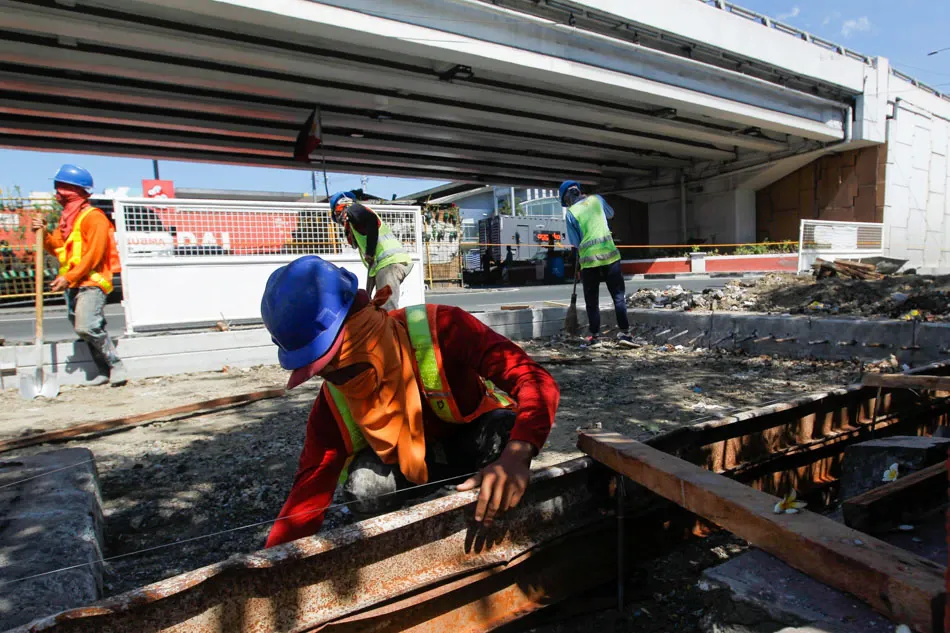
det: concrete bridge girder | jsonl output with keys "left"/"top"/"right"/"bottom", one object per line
{"left": 0, "top": 0, "right": 856, "bottom": 187}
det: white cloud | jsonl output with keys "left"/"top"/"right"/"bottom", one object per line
{"left": 823, "top": 12, "right": 841, "bottom": 26}
{"left": 841, "top": 16, "right": 871, "bottom": 37}
{"left": 778, "top": 7, "right": 800, "bottom": 21}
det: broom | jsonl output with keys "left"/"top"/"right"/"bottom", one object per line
{"left": 564, "top": 250, "right": 580, "bottom": 335}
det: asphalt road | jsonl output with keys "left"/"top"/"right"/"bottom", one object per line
{"left": 0, "top": 278, "right": 730, "bottom": 344}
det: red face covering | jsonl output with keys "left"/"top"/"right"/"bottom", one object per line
{"left": 55, "top": 184, "right": 91, "bottom": 240}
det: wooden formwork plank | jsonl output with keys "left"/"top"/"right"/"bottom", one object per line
{"left": 863, "top": 374, "right": 950, "bottom": 391}
{"left": 843, "top": 461, "right": 948, "bottom": 533}
{"left": 578, "top": 430, "right": 946, "bottom": 633}
{"left": 0, "top": 388, "right": 286, "bottom": 453}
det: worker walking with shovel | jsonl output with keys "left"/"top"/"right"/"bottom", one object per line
{"left": 32, "top": 165, "right": 127, "bottom": 387}
{"left": 560, "top": 180, "right": 632, "bottom": 346}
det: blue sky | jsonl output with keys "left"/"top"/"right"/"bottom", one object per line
{"left": 0, "top": 152, "right": 446, "bottom": 200}
{"left": 738, "top": 0, "right": 950, "bottom": 88}
{"left": 2, "top": 0, "right": 948, "bottom": 197}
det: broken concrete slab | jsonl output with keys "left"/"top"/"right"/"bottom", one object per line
{"left": 840, "top": 435, "right": 950, "bottom": 500}
{"left": 698, "top": 549, "right": 896, "bottom": 633}
{"left": 0, "top": 448, "right": 104, "bottom": 630}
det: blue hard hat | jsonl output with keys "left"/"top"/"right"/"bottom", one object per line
{"left": 261, "top": 255, "right": 358, "bottom": 372}
{"left": 53, "top": 164, "right": 94, "bottom": 191}
{"left": 558, "top": 180, "right": 581, "bottom": 206}
{"left": 328, "top": 191, "right": 356, "bottom": 211}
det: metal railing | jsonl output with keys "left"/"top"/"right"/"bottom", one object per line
{"left": 696, "top": 0, "right": 871, "bottom": 64}
{"left": 797, "top": 219, "right": 884, "bottom": 272}
{"left": 697, "top": 0, "right": 950, "bottom": 102}
{"left": 112, "top": 198, "right": 425, "bottom": 333}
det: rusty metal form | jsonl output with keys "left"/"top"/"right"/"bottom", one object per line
{"left": 11, "top": 362, "right": 950, "bottom": 633}
{"left": 11, "top": 459, "right": 608, "bottom": 633}
{"left": 652, "top": 360, "right": 950, "bottom": 498}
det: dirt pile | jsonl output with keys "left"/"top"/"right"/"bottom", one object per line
{"left": 628, "top": 274, "right": 950, "bottom": 321}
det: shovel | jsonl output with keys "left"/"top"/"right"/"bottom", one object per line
{"left": 564, "top": 250, "right": 580, "bottom": 336}
{"left": 19, "top": 225, "right": 59, "bottom": 400}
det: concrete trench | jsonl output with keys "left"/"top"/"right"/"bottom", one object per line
{"left": 5, "top": 359, "right": 948, "bottom": 633}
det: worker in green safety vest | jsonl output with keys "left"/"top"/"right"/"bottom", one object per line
{"left": 560, "top": 180, "right": 633, "bottom": 346}
{"left": 330, "top": 191, "right": 413, "bottom": 311}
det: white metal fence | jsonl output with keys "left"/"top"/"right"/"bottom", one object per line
{"left": 113, "top": 198, "right": 425, "bottom": 333}
{"left": 797, "top": 219, "right": 884, "bottom": 272}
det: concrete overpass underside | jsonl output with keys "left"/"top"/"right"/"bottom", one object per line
{"left": 0, "top": 0, "right": 861, "bottom": 189}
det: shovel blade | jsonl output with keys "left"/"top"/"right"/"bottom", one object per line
{"left": 17, "top": 367, "right": 59, "bottom": 400}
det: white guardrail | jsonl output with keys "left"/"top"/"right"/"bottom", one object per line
{"left": 112, "top": 198, "right": 425, "bottom": 334}
{"left": 797, "top": 219, "right": 884, "bottom": 272}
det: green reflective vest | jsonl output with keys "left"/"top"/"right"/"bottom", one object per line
{"left": 349, "top": 209, "right": 412, "bottom": 276}
{"left": 567, "top": 195, "right": 621, "bottom": 269}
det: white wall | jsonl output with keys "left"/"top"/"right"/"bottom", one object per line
{"left": 639, "top": 185, "right": 756, "bottom": 247}
{"left": 883, "top": 78, "right": 950, "bottom": 273}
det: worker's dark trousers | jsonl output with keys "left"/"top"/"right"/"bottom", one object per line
{"left": 341, "top": 409, "right": 516, "bottom": 518}
{"left": 581, "top": 260, "right": 629, "bottom": 335}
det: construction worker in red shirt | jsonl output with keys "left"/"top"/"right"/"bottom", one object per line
{"left": 32, "top": 165, "right": 127, "bottom": 387}
{"left": 260, "top": 255, "right": 560, "bottom": 547}
{"left": 329, "top": 191, "right": 413, "bottom": 311}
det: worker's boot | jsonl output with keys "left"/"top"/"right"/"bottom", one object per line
{"left": 109, "top": 361, "right": 129, "bottom": 387}
{"left": 87, "top": 375, "right": 110, "bottom": 387}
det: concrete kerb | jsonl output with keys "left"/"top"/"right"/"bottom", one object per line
{"left": 4, "top": 308, "right": 950, "bottom": 388}
{"left": 0, "top": 448, "right": 104, "bottom": 630}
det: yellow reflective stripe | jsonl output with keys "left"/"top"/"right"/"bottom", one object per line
{"left": 483, "top": 379, "right": 513, "bottom": 407}
{"left": 326, "top": 383, "right": 368, "bottom": 455}
{"left": 406, "top": 305, "right": 442, "bottom": 393}
{"left": 87, "top": 271, "right": 113, "bottom": 294}
{"left": 405, "top": 305, "right": 458, "bottom": 423}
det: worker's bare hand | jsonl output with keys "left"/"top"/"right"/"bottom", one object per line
{"left": 50, "top": 276, "right": 69, "bottom": 292}
{"left": 457, "top": 440, "right": 534, "bottom": 526}
{"left": 30, "top": 217, "right": 44, "bottom": 232}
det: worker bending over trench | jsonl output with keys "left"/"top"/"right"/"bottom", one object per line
{"left": 261, "top": 255, "right": 560, "bottom": 547}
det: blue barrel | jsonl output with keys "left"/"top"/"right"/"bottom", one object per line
{"left": 548, "top": 255, "right": 565, "bottom": 281}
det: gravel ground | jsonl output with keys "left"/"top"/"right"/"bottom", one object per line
{"left": 0, "top": 339, "right": 862, "bottom": 597}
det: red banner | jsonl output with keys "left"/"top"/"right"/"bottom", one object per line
{"left": 142, "top": 179, "right": 175, "bottom": 199}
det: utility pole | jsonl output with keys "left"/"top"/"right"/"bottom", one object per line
{"left": 311, "top": 171, "right": 317, "bottom": 201}
{"left": 152, "top": 160, "right": 160, "bottom": 179}
{"left": 360, "top": 175, "right": 369, "bottom": 194}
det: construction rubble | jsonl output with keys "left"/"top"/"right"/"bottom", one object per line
{"left": 627, "top": 272, "right": 950, "bottom": 322}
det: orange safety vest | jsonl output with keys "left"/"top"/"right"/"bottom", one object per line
{"left": 324, "top": 304, "right": 516, "bottom": 482}
{"left": 55, "top": 206, "right": 121, "bottom": 293}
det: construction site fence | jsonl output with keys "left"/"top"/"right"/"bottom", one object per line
{"left": 110, "top": 198, "right": 425, "bottom": 333}
{"left": 459, "top": 240, "right": 800, "bottom": 268}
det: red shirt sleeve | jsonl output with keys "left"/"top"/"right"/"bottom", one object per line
{"left": 435, "top": 306, "right": 559, "bottom": 452}
{"left": 265, "top": 393, "right": 347, "bottom": 547}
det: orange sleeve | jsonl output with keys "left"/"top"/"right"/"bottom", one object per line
{"left": 63, "top": 211, "right": 110, "bottom": 285}
{"left": 43, "top": 229, "right": 64, "bottom": 256}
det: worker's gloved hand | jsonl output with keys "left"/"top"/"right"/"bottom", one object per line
{"left": 50, "top": 276, "right": 69, "bottom": 292}
{"left": 30, "top": 217, "right": 44, "bottom": 232}
{"left": 456, "top": 440, "right": 534, "bottom": 527}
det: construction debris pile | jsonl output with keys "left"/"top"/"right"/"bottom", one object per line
{"left": 627, "top": 273, "right": 950, "bottom": 322}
